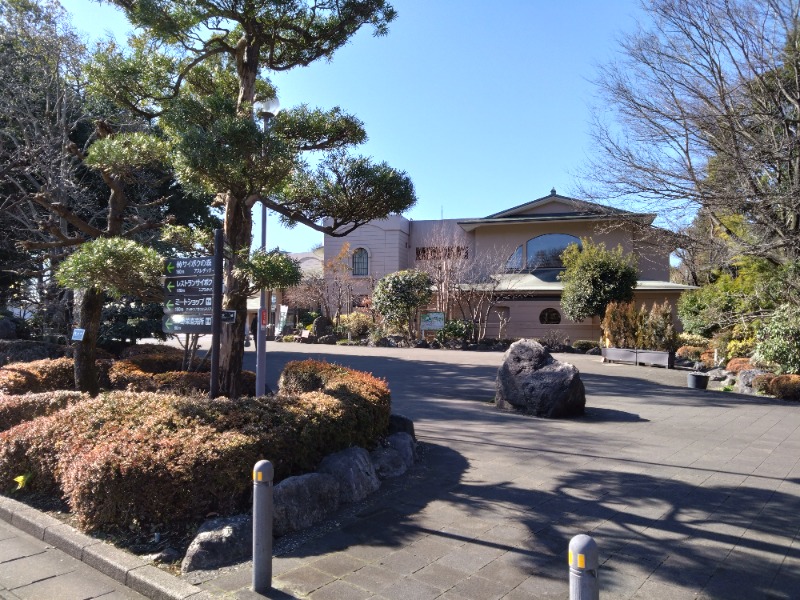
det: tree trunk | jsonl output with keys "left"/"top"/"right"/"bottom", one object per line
{"left": 73, "top": 287, "right": 104, "bottom": 395}
{"left": 219, "top": 193, "right": 254, "bottom": 398}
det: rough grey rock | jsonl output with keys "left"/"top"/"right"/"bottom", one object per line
{"left": 388, "top": 414, "right": 416, "bottom": 440}
{"left": 373, "top": 337, "right": 392, "bottom": 348}
{"left": 181, "top": 514, "right": 251, "bottom": 573}
{"left": 317, "top": 334, "right": 337, "bottom": 345}
{"left": 370, "top": 447, "right": 407, "bottom": 479}
{"left": 312, "top": 316, "right": 333, "bottom": 337}
{"left": 736, "top": 369, "right": 770, "bottom": 395}
{"left": 0, "top": 318, "right": 17, "bottom": 340}
{"left": 273, "top": 473, "right": 341, "bottom": 537}
{"left": 386, "top": 432, "right": 416, "bottom": 468}
{"left": 413, "top": 339, "right": 429, "bottom": 348}
{"left": 144, "top": 546, "right": 182, "bottom": 564}
{"left": 707, "top": 368, "right": 727, "bottom": 381}
{"left": 495, "top": 339, "right": 586, "bottom": 418}
{"left": 586, "top": 347, "right": 601, "bottom": 356}
{"left": 429, "top": 339, "right": 442, "bottom": 349}
{"left": 318, "top": 447, "right": 380, "bottom": 503}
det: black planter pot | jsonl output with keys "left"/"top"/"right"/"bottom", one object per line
{"left": 687, "top": 372, "right": 710, "bottom": 390}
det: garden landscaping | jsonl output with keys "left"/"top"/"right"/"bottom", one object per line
{"left": 0, "top": 342, "right": 397, "bottom": 565}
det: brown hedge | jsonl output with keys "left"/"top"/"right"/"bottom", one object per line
{"left": 0, "top": 358, "right": 76, "bottom": 394}
{"left": 726, "top": 357, "right": 753, "bottom": 373}
{"left": 0, "top": 391, "right": 87, "bottom": 431}
{"left": 0, "top": 360, "right": 391, "bottom": 531}
{"left": 768, "top": 374, "right": 800, "bottom": 401}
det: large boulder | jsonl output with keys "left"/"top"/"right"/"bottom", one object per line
{"left": 312, "top": 316, "right": 333, "bottom": 337}
{"left": 318, "top": 447, "right": 380, "bottom": 504}
{"left": 736, "top": 369, "right": 771, "bottom": 395}
{"left": 495, "top": 339, "right": 586, "bottom": 418}
{"left": 273, "top": 473, "right": 341, "bottom": 537}
{"left": 181, "top": 514, "right": 252, "bottom": 573}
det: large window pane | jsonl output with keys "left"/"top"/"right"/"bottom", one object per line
{"left": 526, "top": 234, "right": 581, "bottom": 270}
{"left": 352, "top": 248, "right": 369, "bottom": 276}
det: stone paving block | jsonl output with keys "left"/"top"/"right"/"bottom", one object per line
{"left": 411, "top": 562, "right": 466, "bottom": 591}
{"left": 342, "top": 564, "right": 402, "bottom": 593}
{"left": 376, "top": 575, "right": 440, "bottom": 600}
{"left": 310, "top": 552, "right": 368, "bottom": 577}
{"left": 0, "top": 536, "right": 47, "bottom": 563}
{"left": 308, "top": 579, "right": 372, "bottom": 600}
{"left": 275, "top": 565, "right": 336, "bottom": 596}
{"left": 10, "top": 568, "right": 114, "bottom": 600}
{"left": 501, "top": 573, "right": 569, "bottom": 600}
{"left": 377, "top": 549, "right": 430, "bottom": 575}
{"left": 449, "top": 574, "right": 512, "bottom": 600}
{"left": 0, "top": 550, "right": 78, "bottom": 589}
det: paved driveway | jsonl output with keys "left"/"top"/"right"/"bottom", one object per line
{"left": 190, "top": 344, "right": 800, "bottom": 599}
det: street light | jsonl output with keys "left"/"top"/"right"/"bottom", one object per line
{"left": 253, "top": 98, "right": 280, "bottom": 398}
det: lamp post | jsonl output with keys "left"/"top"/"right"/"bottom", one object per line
{"left": 253, "top": 98, "right": 280, "bottom": 398}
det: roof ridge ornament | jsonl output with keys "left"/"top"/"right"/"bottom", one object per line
{"left": 550, "top": 187, "right": 557, "bottom": 195}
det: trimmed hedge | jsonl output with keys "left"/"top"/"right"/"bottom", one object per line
{"left": 573, "top": 340, "right": 600, "bottom": 353}
{"left": 0, "top": 360, "right": 391, "bottom": 531}
{"left": 677, "top": 345, "right": 704, "bottom": 361}
{"left": 0, "top": 391, "right": 88, "bottom": 431}
{"left": 726, "top": 357, "right": 753, "bottom": 374}
{"left": 0, "top": 358, "right": 76, "bottom": 394}
{"left": 768, "top": 374, "right": 800, "bottom": 401}
{"left": 0, "top": 340, "right": 70, "bottom": 368}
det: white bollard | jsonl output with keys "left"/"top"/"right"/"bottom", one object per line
{"left": 569, "top": 534, "right": 599, "bottom": 600}
{"left": 252, "top": 460, "right": 274, "bottom": 594}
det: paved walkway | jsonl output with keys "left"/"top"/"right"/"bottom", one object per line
{"left": 2, "top": 344, "right": 800, "bottom": 599}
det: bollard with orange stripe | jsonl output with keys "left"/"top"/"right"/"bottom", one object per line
{"left": 252, "top": 460, "right": 274, "bottom": 594}
{"left": 568, "top": 534, "right": 599, "bottom": 600}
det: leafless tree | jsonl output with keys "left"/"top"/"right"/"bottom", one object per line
{"left": 584, "top": 0, "right": 800, "bottom": 277}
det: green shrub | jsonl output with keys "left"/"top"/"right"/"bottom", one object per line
{"left": 754, "top": 304, "right": 800, "bottom": 374}
{"left": 0, "top": 391, "right": 87, "bottom": 431}
{"left": 436, "top": 320, "right": 474, "bottom": 343}
{"left": 338, "top": 312, "right": 372, "bottom": 338}
{"left": 768, "top": 374, "right": 800, "bottom": 401}
{"left": 573, "top": 340, "right": 600, "bottom": 353}
{"left": 677, "top": 333, "right": 711, "bottom": 349}
{"left": 0, "top": 359, "right": 391, "bottom": 531}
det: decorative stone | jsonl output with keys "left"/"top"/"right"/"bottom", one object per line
{"left": 180, "top": 514, "right": 252, "bottom": 573}
{"left": 385, "top": 432, "right": 415, "bottom": 468}
{"left": 370, "top": 447, "right": 407, "bottom": 479}
{"left": 312, "top": 316, "right": 333, "bottom": 337}
{"left": 318, "top": 447, "right": 380, "bottom": 504}
{"left": 495, "top": 339, "right": 586, "bottom": 418}
{"left": 413, "top": 339, "right": 429, "bottom": 348}
{"left": 388, "top": 414, "right": 416, "bottom": 440}
{"left": 273, "top": 473, "right": 341, "bottom": 536}
{"left": 317, "top": 334, "right": 337, "bottom": 345}
{"left": 736, "top": 369, "right": 770, "bottom": 395}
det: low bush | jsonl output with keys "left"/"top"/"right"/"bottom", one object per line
{"left": 338, "top": 312, "right": 372, "bottom": 338}
{"left": 677, "top": 333, "right": 710, "bottom": 349}
{"left": 0, "top": 358, "right": 76, "bottom": 395}
{"left": 436, "top": 320, "right": 474, "bottom": 343}
{"left": 119, "top": 344, "right": 185, "bottom": 360}
{"left": 726, "top": 357, "right": 753, "bottom": 373}
{"left": 751, "top": 374, "right": 776, "bottom": 395}
{"left": 768, "top": 374, "right": 800, "bottom": 401}
{"left": 0, "top": 391, "right": 87, "bottom": 431}
{"left": 0, "top": 359, "right": 391, "bottom": 532}
{"left": 676, "top": 346, "right": 704, "bottom": 361}
{"left": 573, "top": 340, "right": 599, "bottom": 353}
{"left": 754, "top": 304, "right": 800, "bottom": 374}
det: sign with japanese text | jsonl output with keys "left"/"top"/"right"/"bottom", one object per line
{"left": 164, "top": 257, "right": 214, "bottom": 276}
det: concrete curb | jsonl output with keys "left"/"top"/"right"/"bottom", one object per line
{"left": 0, "top": 494, "right": 213, "bottom": 600}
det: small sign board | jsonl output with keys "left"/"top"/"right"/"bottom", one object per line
{"left": 420, "top": 312, "right": 445, "bottom": 331}
{"left": 164, "top": 257, "right": 214, "bottom": 276}
{"left": 163, "top": 276, "right": 214, "bottom": 296}
{"left": 162, "top": 315, "right": 212, "bottom": 334}
{"left": 163, "top": 296, "right": 213, "bottom": 314}
{"left": 221, "top": 310, "right": 236, "bottom": 323}
{"left": 71, "top": 328, "right": 85, "bottom": 341}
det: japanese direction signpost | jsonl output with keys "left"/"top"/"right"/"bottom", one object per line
{"left": 162, "top": 257, "right": 215, "bottom": 333}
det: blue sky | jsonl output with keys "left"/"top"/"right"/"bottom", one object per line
{"left": 61, "top": 0, "right": 643, "bottom": 253}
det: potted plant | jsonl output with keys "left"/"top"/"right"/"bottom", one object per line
{"left": 687, "top": 371, "right": 710, "bottom": 390}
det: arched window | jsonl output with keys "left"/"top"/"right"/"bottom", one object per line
{"left": 505, "top": 245, "right": 523, "bottom": 272}
{"left": 526, "top": 234, "right": 581, "bottom": 270}
{"left": 352, "top": 248, "right": 369, "bottom": 276}
{"left": 539, "top": 308, "right": 562, "bottom": 325}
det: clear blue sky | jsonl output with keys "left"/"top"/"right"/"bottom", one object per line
{"left": 61, "top": 0, "right": 643, "bottom": 253}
